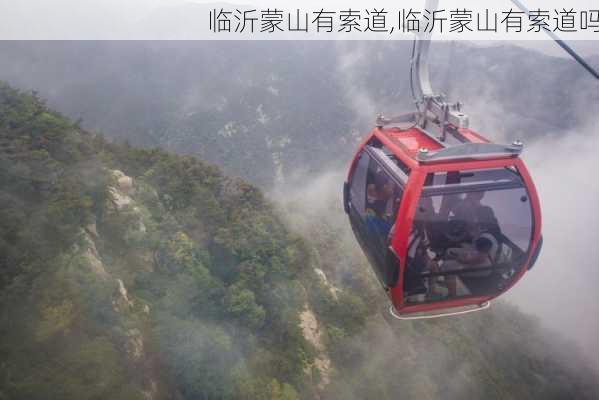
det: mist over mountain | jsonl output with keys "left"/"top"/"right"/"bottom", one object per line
{"left": 1, "top": 82, "right": 598, "bottom": 400}
{"left": 1, "top": 39, "right": 599, "bottom": 399}
{"left": 0, "top": 41, "right": 597, "bottom": 187}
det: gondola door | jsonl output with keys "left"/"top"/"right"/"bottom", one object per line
{"left": 347, "top": 146, "right": 405, "bottom": 289}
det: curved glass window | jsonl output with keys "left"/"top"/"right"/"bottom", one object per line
{"left": 348, "top": 146, "right": 408, "bottom": 288}
{"left": 404, "top": 168, "right": 533, "bottom": 304}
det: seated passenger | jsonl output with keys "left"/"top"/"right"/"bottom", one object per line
{"left": 473, "top": 205, "right": 503, "bottom": 265}
{"left": 451, "top": 191, "right": 486, "bottom": 229}
{"left": 405, "top": 233, "right": 444, "bottom": 301}
{"left": 365, "top": 171, "right": 394, "bottom": 239}
{"left": 476, "top": 205, "right": 518, "bottom": 277}
{"left": 447, "top": 235, "right": 497, "bottom": 267}
{"left": 444, "top": 198, "right": 499, "bottom": 260}
{"left": 443, "top": 227, "right": 501, "bottom": 289}
{"left": 476, "top": 205, "right": 500, "bottom": 236}
{"left": 438, "top": 213, "right": 500, "bottom": 295}
{"left": 445, "top": 219, "right": 472, "bottom": 246}
{"left": 366, "top": 183, "right": 383, "bottom": 215}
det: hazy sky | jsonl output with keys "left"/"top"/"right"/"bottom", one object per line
{"left": 2, "top": 0, "right": 599, "bottom": 44}
{"left": 507, "top": 117, "right": 599, "bottom": 368}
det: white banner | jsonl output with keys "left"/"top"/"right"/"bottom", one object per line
{"left": 0, "top": 0, "right": 598, "bottom": 40}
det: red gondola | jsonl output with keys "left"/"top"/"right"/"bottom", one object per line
{"left": 343, "top": 1, "right": 549, "bottom": 318}
{"left": 344, "top": 122, "right": 543, "bottom": 318}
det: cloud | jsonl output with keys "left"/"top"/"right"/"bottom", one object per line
{"left": 507, "top": 115, "right": 599, "bottom": 369}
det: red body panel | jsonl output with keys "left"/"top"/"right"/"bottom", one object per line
{"left": 347, "top": 126, "right": 542, "bottom": 314}
{"left": 386, "top": 127, "right": 443, "bottom": 159}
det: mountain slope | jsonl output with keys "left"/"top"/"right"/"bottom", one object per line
{"left": 0, "top": 82, "right": 323, "bottom": 399}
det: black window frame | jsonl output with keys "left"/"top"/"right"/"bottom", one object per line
{"left": 347, "top": 145, "right": 410, "bottom": 288}
{"left": 421, "top": 167, "right": 526, "bottom": 198}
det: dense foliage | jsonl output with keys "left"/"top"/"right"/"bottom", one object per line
{"left": 0, "top": 83, "right": 323, "bottom": 399}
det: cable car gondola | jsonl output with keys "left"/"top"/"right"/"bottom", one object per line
{"left": 344, "top": 116, "right": 542, "bottom": 318}
{"left": 343, "top": 0, "right": 598, "bottom": 319}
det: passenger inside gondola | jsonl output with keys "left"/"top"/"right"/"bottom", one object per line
{"left": 365, "top": 166, "right": 398, "bottom": 240}
{"left": 405, "top": 190, "right": 506, "bottom": 301}
{"left": 402, "top": 165, "right": 535, "bottom": 305}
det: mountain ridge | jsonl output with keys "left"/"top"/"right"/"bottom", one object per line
{"left": 1, "top": 41, "right": 597, "bottom": 187}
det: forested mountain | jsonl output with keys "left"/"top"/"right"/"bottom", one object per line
{"left": 0, "top": 41, "right": 597, "bottom": 187}
{"left": 1, "top": 83, "right": 598, "bottom": 399}
{"left": 0, "top": 82, "right": 328, "bottom": 399}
